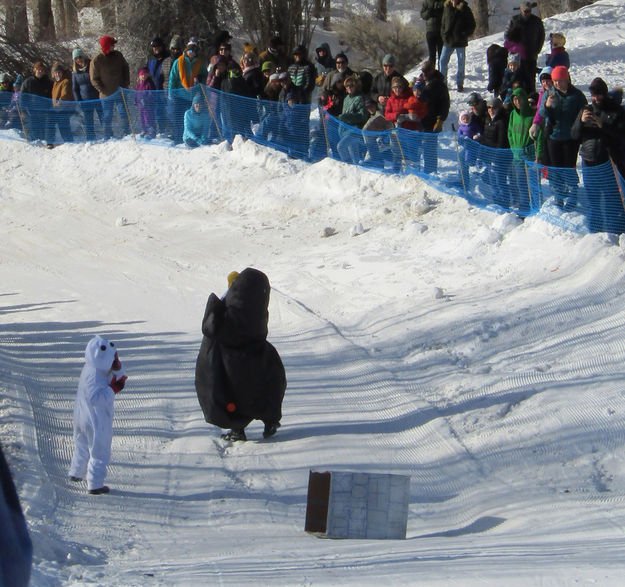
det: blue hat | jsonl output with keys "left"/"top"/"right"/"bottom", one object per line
{"left": 413, "top": 80, "right": 425, "bottom": 91}
{"left": 383, "top": 54, "right": 395, "bottom": 65}
{"left": 72, "top": 47, "right": 86, "bottom": 60}
{"left": 539, "top": 66, "right": 552, "bottom": 80}
{"left": 192, "top": 94, "right": 203, "bottom": 106}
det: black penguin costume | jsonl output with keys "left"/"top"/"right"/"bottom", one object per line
{"left": 195, "top": 268, "right": 286, "bottom": 432}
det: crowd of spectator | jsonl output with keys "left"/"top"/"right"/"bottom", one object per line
{"left": 0, "top": 1, "right": 623, "bottom": 220}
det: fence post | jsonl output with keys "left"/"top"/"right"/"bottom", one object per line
{"left": 524, "top": 160, "right": 534, "bottom": 212}
{"left": 120, "top": 88, "right": 136, "bottom": 142}
{"left": 391, "top": 129, "right": 406, "bottom": 170}
{"left": 16, "top": 102, "right": 29, "bottom": 143}
{"left": 453, "top": 130, "right": 467, "bottom": 193}
{"left": 609, "top": 157, "right": 625, "bottom": 211}
{"left": 319, "top": 106, "right": 331, "bottom": 158}
{"left": 200, "top": 84, "right": 223, "bottom": 142}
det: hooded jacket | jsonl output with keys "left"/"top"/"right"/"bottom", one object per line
{"left": 507, "top": 87, "right": 534, "bottom": 151}
{"left": 183, "top": 95, "right": 210, "bottom": 144}
{"left": 315, "top": 42, "right": 335, "bottom": 77}
{"left": 195, "top": 268, "right": 286, "bottom": 430}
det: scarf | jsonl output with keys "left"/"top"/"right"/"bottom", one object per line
{"left": 178, "top": 54, "right": 203, "bottom": 89}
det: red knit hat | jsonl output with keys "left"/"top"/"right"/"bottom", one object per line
{"left": 100, "top": 36, "right": 117, "bottom": 55}
{"left": 551, "top": 65, "right": 569, "bottom": 81}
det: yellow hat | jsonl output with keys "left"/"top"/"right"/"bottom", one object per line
{"left": 227, "top": 271, "right": 239, "bottom": 288}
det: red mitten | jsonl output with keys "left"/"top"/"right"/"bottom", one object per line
{"left": 110, "top": 374, "right": 128, "bottom": 394}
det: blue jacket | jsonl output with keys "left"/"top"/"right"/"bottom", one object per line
{"left": 72, "top": 60, "right": 99, "bottom": 101}
{"left": 183, "top": 97, "right": 210, "bottom": 144}
{"left": 540, "top": 84, "right": 587, "bottom": 141}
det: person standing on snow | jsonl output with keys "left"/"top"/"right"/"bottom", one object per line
{"left": 68, "top": 335, "right": 128, "bottom": 494}
{"left": 504, "top": 1, "right": 545, "bottom": 91}
{"left": 439, "top": 0, "right": 476, "bottom": 93}
{"left": 195, "top": 268, "right": 286, "bottom": 442}
{"left": 89, "top": 35, "right": 130, "bottom": 138}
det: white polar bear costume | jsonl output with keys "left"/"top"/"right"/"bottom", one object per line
{"left": 69, "top": 335, "right": 125, "bottom": 491}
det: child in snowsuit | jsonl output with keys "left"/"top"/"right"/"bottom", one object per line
{"left": 136, "top": 68, "right": 156, "bottom": 137}
{"left": 68, "top": 335, "right": 127, "bottom": 494}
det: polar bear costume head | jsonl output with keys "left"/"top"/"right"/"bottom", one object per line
{"left": 85, "top": 335, "right": 119, "bottom": 373}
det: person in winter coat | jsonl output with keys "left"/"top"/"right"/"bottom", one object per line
{"left": 287, "top": 45, "right": 317, "bottom": 104}
{"left": 90, "top": 36, "right": 130, "bottom": 138}
{"left": 0, "top": 443, "right": 32, "bottom": 587}
{"left": 458, "top": 109, "right": 481, "bottom": 140}
{"left": 440, "top": 0, "right": 476, "bottom": 92}
{"left": 168, "top": 37, "right": 208, "bottom": 143}
{"left": 507, "top": 86, "right": 535, "bottom": 211}
{"left": 486, "top": 44, "right": 508, "bottom": 96}
{"left": 371, "top": 54, "right": 408, "bottom": 114}
{"left": 421, "top": 0, "right": 445, "bottom": 67}
{"left": 135, "top": 67, "right": 156, "bottom": 138}
{"left": 241, "top": 52, "right": 265, "bottom": 99}
{"left": 478, "top": 96, "right": 512, "bottom": 207}
{"left": 336, "top": 74, "right": 369, "bottom": 163}
{"left": 571, "top": 77, "right": 625, "bottom": 232}
{"left": 384, "top": 76, "right": 415, "bottom": 126}
{"left": 168, "top": 37, "right": 208, "bottom": 92}
{"left": 498, "top": 53, "right": 527, "bottom": 107}
{"left": 20, "top": 61, "right": 53, "bottom": 143}
{"left": 68, "top": 335, "right": 127, "bottom": 494}
{"left": 183, "top": 94, "right": 210, "bottom": 148}
{"left": 259, "top": 36, "right": 290, "bottom": 75}
{"left": 2, "top": 74, "right": 23, "bottom": 131}
{"left": 529, "top": 66, "right": 553, "bottom": 164}
{"left": 467, "top": 91, "right": 487, "bottom": 132}
{"left": 545, "top": 33, "right": 570, "bottom": 70}
{"left": 539, "top": 64, "right": 587, "bottom": 208}
{"left": 314, "top": 42, "right": 335, "bottom": 84}
{"left": 146, "top": 37, "right": 169, "bottom": 90}
{"left": 195, "top": 268, "right": 286, "bottom": 442}
{"left": 418, "top": 60, "right": 450, "bottom": 173}
{"left": 504, "top": 1, "right": 545, "bottom": 91}
{"left": 145, "top": 36, "right": 170, "bottom": 136}
{"left": 72, "top": 48, "right": 102, "bottom": 141}
{"left": 0, "top": 73, "right": 13, "bottom": 126}
{"left": 322, "top": 52, "right": 353, "bottom": 93}
{"left": 50, "top": 62, "right": 74, "bottom": 144}
{"left": 163, "top": 35, "right": 184, "bottom": 91}
{"left": 360, "top": 97, "right": 394, "bottom": 167}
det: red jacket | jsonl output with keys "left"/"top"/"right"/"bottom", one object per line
{"left": 385, "top": 88, "right": 427, "bottom": 131}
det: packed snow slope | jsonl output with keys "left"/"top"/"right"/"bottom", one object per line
{"left": 2, "top": 1, "right": 625, "bottom": 585}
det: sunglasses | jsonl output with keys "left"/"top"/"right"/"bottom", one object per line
{"left": 392, "top": 85, "right": 402, "bottom": 90}
{"left": 336, "top": 60, "right": 346, "bottom": 64}
{"left": 383, "top": 63, "right": 393, "bottom": 67}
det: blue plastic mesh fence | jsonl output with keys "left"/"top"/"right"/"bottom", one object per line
{"left": 1, "top": 86, "right": 624, "bottom": 235}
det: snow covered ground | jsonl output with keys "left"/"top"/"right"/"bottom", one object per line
{"left": 2, "top": 1, "right": 625, "bottom": 585}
